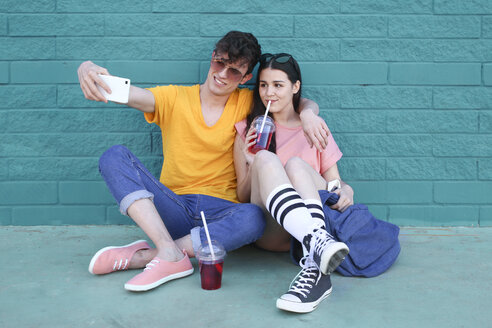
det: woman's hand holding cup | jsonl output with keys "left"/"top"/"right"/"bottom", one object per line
{"left": 243, "top": 127, "right": 257, "bottom": 165}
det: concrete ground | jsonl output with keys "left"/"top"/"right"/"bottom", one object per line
{"left": 0, "top": 226, "right": 490, "bottom": 328}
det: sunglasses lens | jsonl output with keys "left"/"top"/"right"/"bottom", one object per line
{"left": 211, "top": 59, "right": 225, "bottom": 71}
{"left": 260, "top": 53, "right": 292, "bottom": 65}
{"left": 211, "top": 58, "right": 243, "bottom": 82}
{"left": 227, "top": 68, "right": 243, "bottom": 82}
{"left": 275, "top": 55, "right": 291, "bottom": 63}
{"left": 261, "top": 54, "right": 274, "bottom": 63}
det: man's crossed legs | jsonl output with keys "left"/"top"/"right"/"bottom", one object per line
{"left": 89, "top": 145, "right": 265, "bottom": 291}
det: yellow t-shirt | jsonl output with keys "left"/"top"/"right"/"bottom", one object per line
{"left": 145, "top": 84, "right": 253, "bottom": 203}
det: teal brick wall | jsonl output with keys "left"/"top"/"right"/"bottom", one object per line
{"left": 1, "top": 0, "right": 491, "bottom": 226}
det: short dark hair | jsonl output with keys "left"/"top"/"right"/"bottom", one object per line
{"left": 214, "top": 31, "right": 261, "bottom": 75}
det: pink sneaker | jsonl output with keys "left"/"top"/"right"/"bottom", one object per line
{"left": 124, "top": 251, "right": 194, "bottom": 292}
{"left": 88, "top": 240, "right": 151, "bottom": 275}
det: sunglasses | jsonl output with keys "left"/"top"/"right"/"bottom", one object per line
{"left": 260, "top": 53, "right": 293, "bottom": 65}
{"left": 210, "top": 56, "right": 245, "bottom": 82}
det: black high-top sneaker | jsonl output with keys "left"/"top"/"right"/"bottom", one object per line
{"left": 276, "top": 260, "right": 333, "bottom": 313}
{"left": 302, "top": 228, "right": 349, "bottom": 275}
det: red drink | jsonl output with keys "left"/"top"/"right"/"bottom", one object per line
{"left": 199, "top": 259, "right": 224, "bottom": 290}
{"left": 249, "top": 115, "right": 275, "bottom": 154}
{"left": 196, "top": 240, "right": 226, "bottom": 290}
{"left": 249, "top": 131, "right": 273, "bottom": 154}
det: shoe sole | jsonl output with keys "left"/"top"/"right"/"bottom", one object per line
{"left": 276, "top": 287, "right": 332, "bottom": 313}
{"left": 88, "top": 240, "right": 148, "bottom": 275}
{"left": 320, "top": 243, "right": 349, "bottom": 275}
{"left": 124, "top": 267, "right": 194, "bottom": 292}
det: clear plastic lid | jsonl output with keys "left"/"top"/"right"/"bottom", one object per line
{"left": 252, "top": 115, "right": 275, "bottom": 132}
{"left": 196, "top": 240, "right": 226, "bottom": 262}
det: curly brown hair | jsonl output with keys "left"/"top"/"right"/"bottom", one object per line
{"left": 214, "top": 31, "right": 261, "bottom": 75}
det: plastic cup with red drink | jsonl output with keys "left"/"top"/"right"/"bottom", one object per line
{"left": 249, "top": 115, "right": 275, "bottom": 154}
{"left": 196, "top": 240, "right": 226, "bottom": 290}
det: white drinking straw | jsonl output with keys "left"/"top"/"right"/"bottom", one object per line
{"left": 258, "top": 100, "right": 272, "bottom": 134}
{"left": 200, "top": 211, "right": 216, "bottom": 260}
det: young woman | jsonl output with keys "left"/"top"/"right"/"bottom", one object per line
{"left": 234, "top": 53, "right": 354, "bottom": 313}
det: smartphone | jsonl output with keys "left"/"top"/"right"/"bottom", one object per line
{"left": 97, "top": 74, "right": 131, "bottom": 104}
{"left": 327, "top": 179, "right": 341, "bottom": 192}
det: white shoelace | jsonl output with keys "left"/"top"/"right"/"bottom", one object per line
{"left": 143, "top": 259, "right": 160, "bottom": 271}
{"left": 112, "top": 258, "right": 129, "bottom": 271}
{"left": 288, "top": 258, "right": 321, "bottom": 298}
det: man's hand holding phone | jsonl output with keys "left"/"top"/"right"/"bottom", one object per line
{"left": 77, "top": 61, "right": 131, "bottom": 104}
{"left": 96, "top": 75, "right": 130, "bottom": 104}
{"left": 77, "top": 61, "right": 111, "bottom": 102}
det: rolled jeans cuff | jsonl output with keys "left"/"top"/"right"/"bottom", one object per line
{"left": 119, "top": 190, "right": 154, "bottom": 216}
{"left": 190, "top": 226, "right": 203, "bottom": 256}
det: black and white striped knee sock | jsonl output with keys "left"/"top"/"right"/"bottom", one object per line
{"left": 301, "top": 199, "right": 327, "bottom": 257}
{"left": 266, "top": 184, "right": 318, "bottom": 243}
{"left": 304, "top": 199, "right": 326, "bottom": 229}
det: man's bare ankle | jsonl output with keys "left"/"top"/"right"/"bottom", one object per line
{"left": 156, "top": 247, "right": 184, "bottom": 262}
{"left": 129, "top": 248, "right": 156, "bottom": 269}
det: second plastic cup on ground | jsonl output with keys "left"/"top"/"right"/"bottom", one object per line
{"left": 196, "top": 240, "right": 226, "bottom": 290}
{"left": 249, "top": 115, "right": 275, "bottom": 154}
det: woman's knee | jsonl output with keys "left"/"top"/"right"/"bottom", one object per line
{"left": 251, "top": 150, "right": 281, "bottom": 173}
{"left": 284, "top": 157, "right": 308, "bottom": 178}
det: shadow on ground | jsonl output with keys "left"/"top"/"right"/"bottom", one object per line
{"left": 0, "top": 226, "right": 490, "bottom": 328}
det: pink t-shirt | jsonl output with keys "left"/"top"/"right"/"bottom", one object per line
{"left": 235, "top": 119, "right": 342, "bottom": 175}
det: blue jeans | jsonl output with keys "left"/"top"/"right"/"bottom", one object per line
{"left": 99, "top": 145, "right": 265, "bottom": 254}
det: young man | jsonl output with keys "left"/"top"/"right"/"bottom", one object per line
{"left": 78, "top": 31, "right": 330, "bottom": 292}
